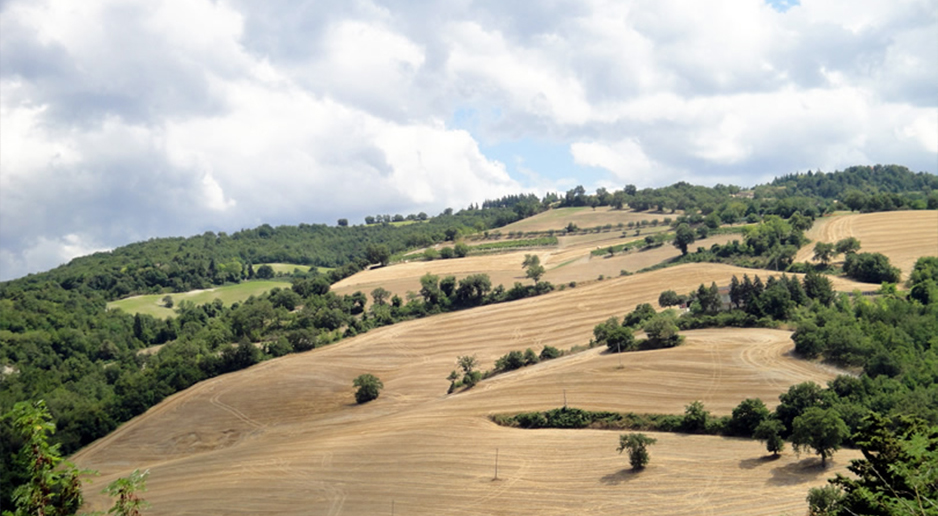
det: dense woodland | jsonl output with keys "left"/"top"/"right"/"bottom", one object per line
{"left": 2, "top": 164, "right": 937, "bottom": 508}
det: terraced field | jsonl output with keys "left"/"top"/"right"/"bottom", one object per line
{"left": 76, "top": 264, "right": 861, "bottom": 515}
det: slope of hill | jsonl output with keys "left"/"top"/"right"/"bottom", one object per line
{"left": 796, "top": 211, "right": 938, "bottom": 277}
{"left": 74, "top": 265, "right": 857, "bottom": 515}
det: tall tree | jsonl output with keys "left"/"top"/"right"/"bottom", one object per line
{"left": 673, "top": 223, "right": 696, "bottom": 255}
{"left": 791, "top": 407, "right": 849, "bottom": 467}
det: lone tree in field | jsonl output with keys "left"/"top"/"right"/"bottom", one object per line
{"left": 672, "top": 223, "right": 696, "bottom": 255}
{"left": 523, "top": 254, "right": 545, "bottom": 283}
{"left": 617, "top": 433, "right": 657, "bottom": 469}
{"left": 162, "top": 295, "right": 174, "bottom": 309}
{"left": 456, "top": 355, "right": 481, "bottom": 387}
{"left": 353, "top": 374, "right": 384, "bottom": 404}
{"left": 791, "top": 407, "right": 848, "bottom": 467}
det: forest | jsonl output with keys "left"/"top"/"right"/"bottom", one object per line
{"left": 1, "top": 164, "right": 937, "bottom": 508}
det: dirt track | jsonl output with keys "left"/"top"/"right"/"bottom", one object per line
{"left": 797, "top": 211, "right": 937, "bottom": 277}
{"left": 75, "top": 264, "right": 860, "bottom": 515}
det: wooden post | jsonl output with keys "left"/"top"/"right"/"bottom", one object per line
{"left": 494, "top": 448, "right": 499, "bottom": 480}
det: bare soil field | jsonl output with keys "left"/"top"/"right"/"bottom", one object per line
{"left": 797, "top": 211, "right": 937, "bottom": 277}
{"left": 499, "top": 207, "right": 676, "bottom": 234}
{"left": 75, "top": 264, "right": 858, "bottom": 515}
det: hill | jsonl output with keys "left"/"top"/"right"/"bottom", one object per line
{"left": 2, "top": 164, "right": 936, "bottom": 512}
{"left": 74, "top": 266, "right": 859, "bottom": 515}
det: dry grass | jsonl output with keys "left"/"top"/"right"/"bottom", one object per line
{"left": 74, "top": 264, "right": 857, "bottom": 515}
{"left": 499, "top": 207, "right": 676, "bottom": 233}
{"left": 797, "top": 211, "right": 937, "bottom": 277}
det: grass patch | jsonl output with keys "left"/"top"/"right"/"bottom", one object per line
{"left": 259, "top": 263, "right": 333, "bottom": 275}
{"left": 108, "top": 280, "right": 292, "bottom": 318}
{"left": 470, "top": 236, "right": 558, "bottom": 252}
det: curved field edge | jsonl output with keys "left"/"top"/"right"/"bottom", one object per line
{"left": 75, "top": 263, "right": 855, "bottom": 515}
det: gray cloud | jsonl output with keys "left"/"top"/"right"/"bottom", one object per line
{"left": 1, "top": 0, "right": 935, "bottom": 280}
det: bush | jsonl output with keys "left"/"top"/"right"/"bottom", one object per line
{"left": 539, "top": 345, "right": 562, "bottom": 360}
{"left": 353, "top": 374, "right": 384, "bottom": 404}
{"left": 843, "top": 252, "right": 901, "bottom": 283}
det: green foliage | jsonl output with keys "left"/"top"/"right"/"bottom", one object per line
{"left": 673, "top": 223, "right": 696, "bottom": 255}
{"left": 623, "top": 303, "right": 657, "bottom": 328}
{"left": 681, "top": 400, "right": 711, "bottom": 433}
{"left": 754, "top": 418, "right": 786, "bottom": 456}
{"left": 843, "top": 252, "right": 901, "bottom": 284}
{"left": 834, "top": 237, "right": 861, "bottom": 256}
{"left": 806, "top": 485, "right": 844, "bottom": 516}
{"left": 352, "top": 374, "right": 384, "bottom": 404}
{"left": 657, "top": 289, "right": 684, "bottom": 307}
{"left": 3, "top": 400, "right": 87, "bottom": 516}
{"left": 813, "top": 242, "right": 836, "bottom": 265}
{"left": 103, "top": 469, "right": 149, "bottom": 516}
{"left": 539, "top": 345, "right": 562, "bottom": 360}
{"left": 617, "top": 433, "right": 657, "bottom": 469}
{"left": 791, "top": 407, "right": 849, "bottom": 466}
{"left": 728, "top": 398, "right": 770, "bottom": 437}
{"left": 642, "top": 313, "right": 683, "bottom": 348}
{"left": 593, "top": 317, "right": 636, "bottom": 353}
{"left": 828, "top": 414, "right": 938, "bottom": 516}
{"left": 255, "top": 264, "right": 275, "bottom": 279}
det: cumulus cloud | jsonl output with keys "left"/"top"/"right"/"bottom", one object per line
{"left": 1, "top": 0, "right": 935, "bottom": 280}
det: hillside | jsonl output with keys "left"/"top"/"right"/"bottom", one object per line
{"left": 74, "top": 265, "right": 858, "bottom": 515}
{"left": 3, "top": 166, "right": 936, "bottom": 513}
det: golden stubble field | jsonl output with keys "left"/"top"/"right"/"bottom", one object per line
{"left": 75, "top": 264, "right": 862, "bottom": 516}
{"left": 333, "top": 231, "right": 744, "bottom": 301}
{"left": 797, "top": 211, "right": 938, "bottom": 277}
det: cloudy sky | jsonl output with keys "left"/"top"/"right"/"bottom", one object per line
{"left": 1, "top": 0, "right": 936, "bottom": 280}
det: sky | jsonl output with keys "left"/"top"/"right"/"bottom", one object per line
{"left": 1, "top": 0, "right": 936, "bottom": 280}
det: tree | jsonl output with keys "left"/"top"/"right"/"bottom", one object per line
{"left": 454, "top": 242, "right": 470, "bottom": 258}
{"left": 353, "top": 374, "right": 384, "bottom": 404}
{"left": 803, "top": 269, "right": 834, "bottom": 306}
{"left": 161, "top": 295, "right": 173, "bottom": 309}
{"left": 658, "top": 290, "right": 682, "bottom": 307}
{"left": 365, "top": 244, "right": 391, "bottom": 267}
{"left": 370, "top": 287, "right": 390, "bottom": 306}
{"left": 456, "top": 355, "right": 480, "bottom": 387}
{"left": 830, "top": 414, "right": 938, "bottom": 516}
{"left": 337, "top": 218, "right": 348, "bottom": 227}
{"left": 729, "top": 398, "right": 770, "bottom": 437}
{"left": 523, "top": 254, "right": 545, "bottom": 284}
{"left": 806, "top": 485, "right": 844, "bottom": 516}
{"left": 754, "top": 418, "right": 785, "bottom": 456}
{"left": 843, "top": 252, "right": 901, "bottom": 284}
{"left": 617, "top": 433, "right": 657, "bottom": 469}
{"left": 813, "top": 242, "right": 835, "bottom": 266}
{"left": 681, "top": 400, "right": 710, "bottom": 433}
{"left": 439, "top": 246, "right": 455, "bottom": 259}
{"left": 255, "top": 264, "right": 275, "bottom": 279}
{"left": 834, "top": 237, "right": 861, "bottom": 256}
{"left": 643, "top": 313, "right": 682, "bottom": 348}
{"left": 3, "top": 400, "right": 87, "bottom": 516}
{"left": 673, "top": 223, "right": 696, "bottom": 255}
{"left": 777, "top": 381, "right": 828, "bottom": 435}
{"left": 791, "top": 407, "right": 849, "bottom": 467}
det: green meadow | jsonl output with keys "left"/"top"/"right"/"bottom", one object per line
{"left": 108, "top": 280, "right": 293, "bottom": 318}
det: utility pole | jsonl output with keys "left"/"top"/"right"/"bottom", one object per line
{"left": 494, "top": 448, "right": 499, "bottom": 480}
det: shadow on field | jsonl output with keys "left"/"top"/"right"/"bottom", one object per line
{"left": 600, "top": 468, "right": 642, "bottom": 485}
{"left": 738, "top": 455, "right": 781, "bottom": 470}
{"left": 767, "top": 457, "right": 829, "bottom": 486}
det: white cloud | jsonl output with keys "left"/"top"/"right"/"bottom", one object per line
{"left": 1, "top": 0, "right": 935, "bottom": 280}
